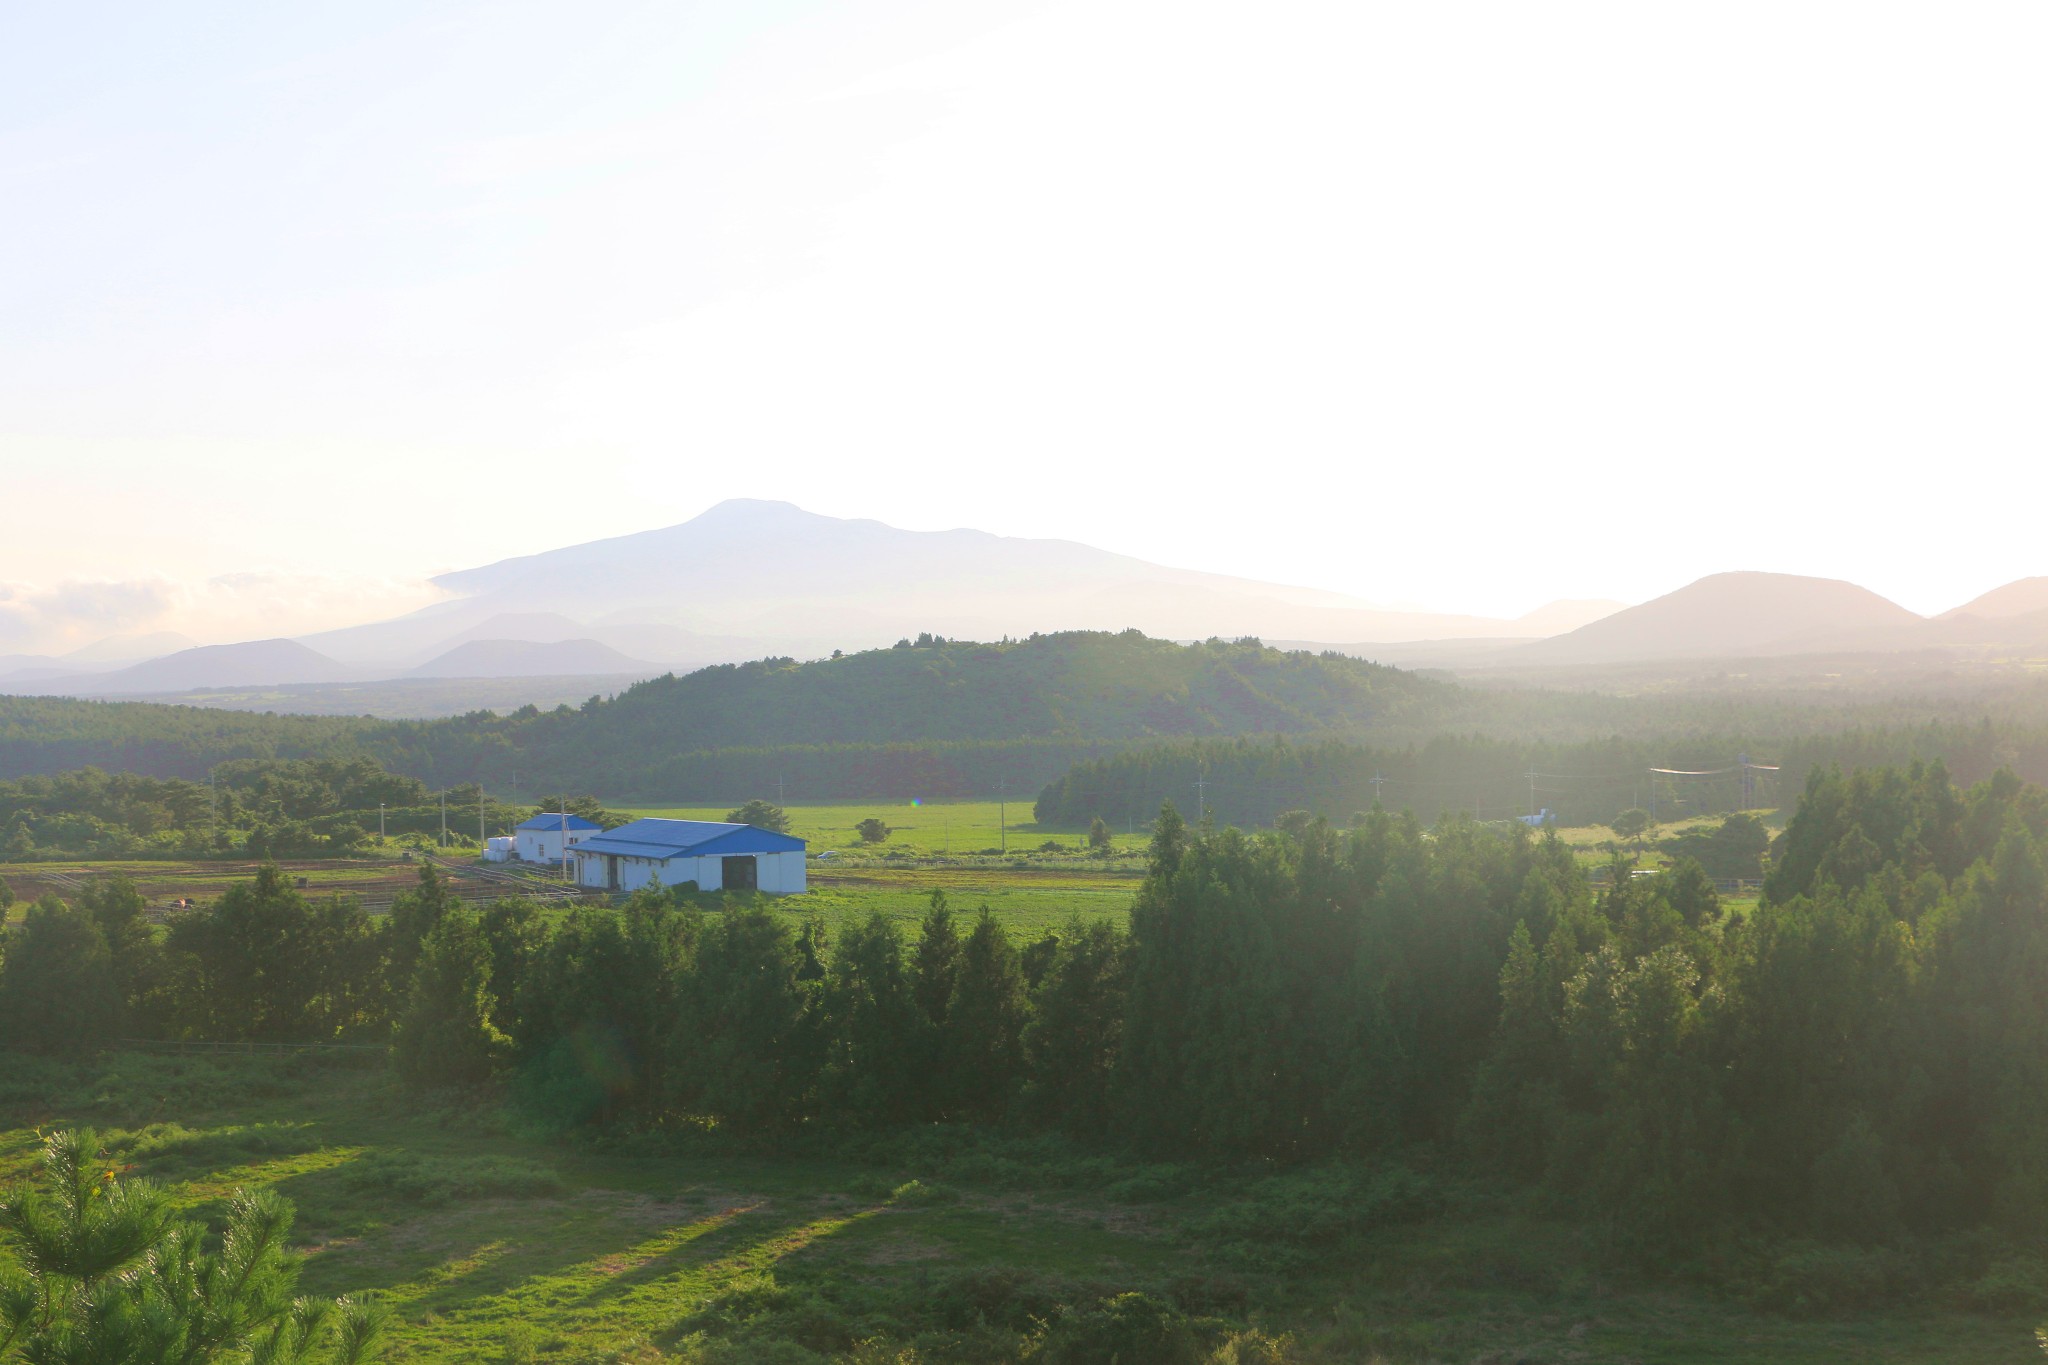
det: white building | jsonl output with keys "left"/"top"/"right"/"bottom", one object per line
{"left": 515, "top": 812, "right": 603, "bottom": 865}
{"left": 569, "top": 818, "right": 807, "bottom": 895}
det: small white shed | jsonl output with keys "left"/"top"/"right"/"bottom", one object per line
{"left": 515, "top": 813, "right": 603, "bottom": 865}
{"left": 569, "top": 818, "right": 807, "bottom": 895}
{"left": 483, "top": 836, "right": 517, "bottom": 863}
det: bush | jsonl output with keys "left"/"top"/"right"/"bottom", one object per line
{"left": 1958, "top": 1253, "right": 2048, "bottom": 1312}
{"left": 1028, "top": 1292, "right": 1204, "bottom": 1365}
{"left": 1182, "top": 1166, "right": 1441, "bottom": 1268}
{"left": 1747, "top": 1243, "right": 1910, "bottom": 1314}
{"left": 857, "top": 818, "right": 891, "bottom": 844}
{"left": 932, "top": 1268, "right": 1076, "bottom": 1333}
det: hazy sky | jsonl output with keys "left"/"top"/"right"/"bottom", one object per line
{"left": 4, "top": 1, "right": 2044, "bottom": 652}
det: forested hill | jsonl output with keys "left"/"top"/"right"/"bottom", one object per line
{"left": 401, "top": 631, "right": 1457, "bottom": 795}
{"left": 541, "top": 631, "right": 1450, "bottom": 750}
{"left": 0, "top": 633, "right": 1454, "bottom": 797}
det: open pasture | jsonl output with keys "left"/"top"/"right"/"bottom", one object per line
{"left": 611, "top": 799, "right": 1155, "bottom": 858}
{"left": 0, "top": 1052, "right": 2030, "bottom": 1364}
{"left": 796, "top": 863, "right": 1136, "bottom": 936}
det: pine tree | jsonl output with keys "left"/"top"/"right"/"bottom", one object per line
{"left": 910, "top": 891, "right": 960, "bottom": 1028}
{"left": 945, "top": 910, "right": 1028, "bottom": 1122}
{"left": 0, "top": 898, "right": 120, "bottom": 1055}
{"left": 822, "top": 914, "right": 925, "bottom": 1124}
{"left": 0, "top": 1129, "right": 382, "bottom": 1363}
{"left": 672, "top": 908, "right": 820, "bottom": 1132}
{"left": 384, "top": 862, "right": 458, "bottom": 998}
{"left": 392, "top": 910, "right": 508, "bottom": 1090}
{"left": 1023, "top": 918, "right": 1128, "bottom": 1136}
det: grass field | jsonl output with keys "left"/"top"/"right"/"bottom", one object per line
{"left": 799, "top": 865, "right": 1136, "bottom": 937}
{"left": 0, "top": 1052, "right": 2034, "bottom": 1364}
{"left": 613, "top": 800, "right": 1154, "bottom": 858}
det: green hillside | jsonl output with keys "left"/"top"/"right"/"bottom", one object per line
{"left": 0, "top": 633, "right": 1453, "bottom": 799}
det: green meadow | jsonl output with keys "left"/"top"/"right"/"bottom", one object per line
{"left": 0, "top": 1051, "right": 2031, "bottom": 1364}
{"left": 611, "top": 800, "right": 1154, "bottom": 858}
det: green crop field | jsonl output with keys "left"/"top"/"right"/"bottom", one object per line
{"left": 0, "top": 1052, "right": 2030, "bottom": 1364}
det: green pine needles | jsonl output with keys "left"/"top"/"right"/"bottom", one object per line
{"left": 0, "top": 1129, "right": 381, "bottom": 1364}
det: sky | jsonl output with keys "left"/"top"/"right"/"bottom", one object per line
{"left": 3, "top": 1, "right": 2044, "bottom": 653}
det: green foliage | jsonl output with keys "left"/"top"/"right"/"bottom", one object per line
{"left": 1659, "top": 811, "right": 1771, "bottom": 878}
{"left": 0, "top": 1129, "right": 381, "bottom": 1364}
{"left": 943, "top": 911, "right": 1028, "bottom": 1122}
{"left": 391, "top": 909, "right": 508, "bottom": 1090}
{"left": 725, "top": 799, "right": 792, "bottom": 833}
{"left": 527, "top": 794, "right": 627, "bottom": 828}
{"left": 1027, "top": 1292, "right": 1204, "bottom": 1365}
{"left": 1610, "top": 807, "right": 1652, "bottom": 844}
{"left": 855, "top": 817, "right": 890, "bottom": 844}
{"left": 0, "top": 898, "right": 121, "bottom": 1054}
{"left": 164, "top": 865, "right": 384, "bottom": 1042}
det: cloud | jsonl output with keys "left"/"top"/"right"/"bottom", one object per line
{"left": 0, "top": 578, "right": 178, "bottom": 654}
{"left": 0, "top": 571, "right": 448, "bottom": 657}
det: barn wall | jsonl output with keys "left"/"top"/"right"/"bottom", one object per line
{"left": 571, "top": 846, "right": 806, "bottom": 895}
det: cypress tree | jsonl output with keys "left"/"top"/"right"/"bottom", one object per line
{"left": 393, "top": 910, "right": 508, "bottom": 1090}
{"left": 945, "top": 909, "right": 1028, "bottom": 1123}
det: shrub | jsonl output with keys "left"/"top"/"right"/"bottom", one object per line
{"left": 1747, "top": 1243, "right": 1909, "bottom": 1314}
{"left": 1027, "top": 1292, "right": 1204, "bottom": 1365}
{"left": 1183, "top": 1166, "right": 1441, "bottom": 1268}
{"left": 1958, "top": 1254, "right": 2048, "bottom": 1312}
{"left": 857, "top": 818, "right": 891, "bottom": 844}
{"left": 932, "top": 1267, "right": 1075, "bottom": 1333}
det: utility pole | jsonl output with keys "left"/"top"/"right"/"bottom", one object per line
{"left": 1370, "top": 774, "right": 1386, "bottom": 808}
{"left": 379, "top": 802, "right": 385, "bottom": 844}
{"left": 560, "top": 798, "right": 570, "bottom": 882}
{"left": 1526, "top": 770, "right": 1538, "bottom": 820}
{"left": 1194, "top": 774, "right": 1208, "bottom": 819}
{"left": 439, "top": 792, "right": 447, "bottom": 848}
{"left": 997, "top": 778, "right": 1006, "bottom": 854}
{"left": 479, "top": 783, "right": 485, "bottom": 851}
{"left": 777, "top": 773, "right": 785, "bottom": 806}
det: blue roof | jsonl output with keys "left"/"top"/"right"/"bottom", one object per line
{"left": 516, "top": 813, "right": 603, "bottom": 832}
{"left": 570, "top": 817, "right": 805, "bottom": 860}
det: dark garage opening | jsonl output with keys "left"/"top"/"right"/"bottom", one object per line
{"left": 721, "top": 855, "right": 758, "bottom": 891}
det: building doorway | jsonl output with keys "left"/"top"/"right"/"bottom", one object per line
{"left": 721, "top": 855, "right": 758, "bottom": 891}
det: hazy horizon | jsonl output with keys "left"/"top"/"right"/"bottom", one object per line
{"left": 6, "top": 1, "right": 2044, "bottom": 654}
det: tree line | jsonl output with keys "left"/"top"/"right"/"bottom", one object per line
{"left": 0, "top": 759, "right": 542, "bottom": 862}
{"left": 1033, "top": 722, "right": 2048, "bottom": 830}
{"left": 7, "top": 760, "right": 2048, "bottom": 1259}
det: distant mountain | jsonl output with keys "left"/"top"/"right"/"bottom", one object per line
{"left": 73, "top": 639, "right": 354, "bottom": 694}
{"left": 1512, "top": 573, "right": 1923, "bottom": 665}
{"left": 1510, "top": 599, "right": 1628, "bottom": 635}
{"left": 410, "top": 638, "right": 659, "bottom": 679}
{"left": 0, "top": 655, "right": 66, "bottom": 682}
{"left": 300, "top": 500, "right": 1592, "bottom": 671}
{"left": 1941, "top": 578, "right": 2048, "bottom": 621}
{"left": 63, "top": 631, "right": 197, "bottom": 665}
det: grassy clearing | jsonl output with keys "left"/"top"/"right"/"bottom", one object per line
{"left": 1546, "top": 810, "right": 1780, "bottom": 871}
{"left": 0, "top": 1053, "right": 2034, "bottom": 1364}
{"left": 612, "top": 800, "right": 1155, "bottom": 858}
{"left": 791, "top": 867, "right": 1134, "bottom": 937}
